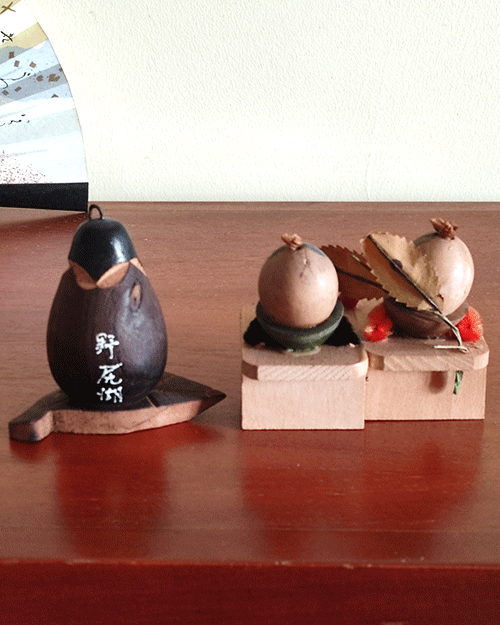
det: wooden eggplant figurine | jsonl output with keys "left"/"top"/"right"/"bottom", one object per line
{"left": 47, "top": 205, "right": 167, "bottom": 409}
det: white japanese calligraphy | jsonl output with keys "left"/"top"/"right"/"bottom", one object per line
{"left": 96, "top": 386, "right": 123, "bottom": 404}
{"left": 97, "top": 362, "right": 123, "bottom": 386}
{"left": 95, "top": 332, "right": 124, "bottom": 404}
{"left": 95, "top": 332, "right": 120, "bottom": 360}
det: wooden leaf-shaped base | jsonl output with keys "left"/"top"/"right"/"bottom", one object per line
{"left": 9, "top": 373, "right": 226, "bottom": 442}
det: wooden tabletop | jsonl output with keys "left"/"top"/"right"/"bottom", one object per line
{"left": 1, "top": 202, "right": 499, "bottom": 624}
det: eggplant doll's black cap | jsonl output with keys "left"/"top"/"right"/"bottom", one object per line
{"left": 68, "top": 205, "right": 137, "bottom": 282}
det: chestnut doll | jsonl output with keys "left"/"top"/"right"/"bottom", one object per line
{"left": 47, "top": 205, "right": 167, "bottom": 409}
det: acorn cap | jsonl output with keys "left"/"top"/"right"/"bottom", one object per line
{"left": 68, "top": 205, "right": 137, "bottom": 282}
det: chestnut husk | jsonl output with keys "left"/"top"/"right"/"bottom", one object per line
{"left": 384, "top": 297, "right": 468, "bottom": 339}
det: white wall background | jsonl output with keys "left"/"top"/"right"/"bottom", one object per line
{"left": 27, "top": 0, "right": 500, "bottom": 202}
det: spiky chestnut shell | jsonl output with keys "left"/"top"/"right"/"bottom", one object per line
{"left": 414, "top": 218, "right": 474, "bottom": 316}
{"left": 258, "top": 234, "right": 339, "bottom": 328}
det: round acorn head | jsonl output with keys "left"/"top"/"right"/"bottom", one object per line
{"left": 68, "top": 204, "right": 137, "bottom": 282}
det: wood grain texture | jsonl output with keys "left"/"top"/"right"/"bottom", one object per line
{"left": 365, "top": 367, "right": 487, "bottom": 421}
{"left": 0, "top": 203, "right": 499, "bottom": 624}
{"left": 242, "top": 375, "right": 366, "bottom": 429}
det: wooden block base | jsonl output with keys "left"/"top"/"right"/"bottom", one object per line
{"left": 364, "top": 336, "right": 489, "bottom": 421}
{"left": 241, "top": 305, "right": 368, "bottom": 430}
{"left": 242, "top": 374, "right": 367, "bottom": 430}
{"left": 9, "top": 372, "right": 226, "bottom": 442}
{"left": 242, "top": 303, "right": 489, "bottom": 429}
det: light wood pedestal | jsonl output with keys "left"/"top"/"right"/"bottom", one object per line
{"left": 241, "top": 305, "right": 489, "bottom": 429}
{"left": 241, "top": 305, "right": 368, "bottom": 429}
{"left": 364, "top": 337, "right": 489, "bottom": 421}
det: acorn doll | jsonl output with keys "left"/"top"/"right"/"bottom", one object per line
{"left": 46, "top": 205, "right": 167, "bottom": 409}
{"left": 322, "top": 218, "right": 483, "bottom": 348}
{"left": 244, "top": 233, "right": 359, "bottom": 351}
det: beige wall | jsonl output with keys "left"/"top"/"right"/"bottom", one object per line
{"left": 28, "top": 0, "right": 500, "bottom": 202}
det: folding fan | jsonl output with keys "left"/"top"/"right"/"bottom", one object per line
{"left": 0, "top": 0, "right": 88, "bottom": 210}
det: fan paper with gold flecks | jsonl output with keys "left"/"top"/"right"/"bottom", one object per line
{"left": 0, "top": 0, "right": 87, "bottom": 210}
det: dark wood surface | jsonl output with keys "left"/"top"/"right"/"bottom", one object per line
{"left": 1, "top": 202, "right": 499, "bottom": 624}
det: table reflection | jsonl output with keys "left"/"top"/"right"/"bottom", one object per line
{"left": 11, "top": 422, "right": 216, "bottom": 558}
{"left": 243, "top": 421, "right": 484, "bottom": 562}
